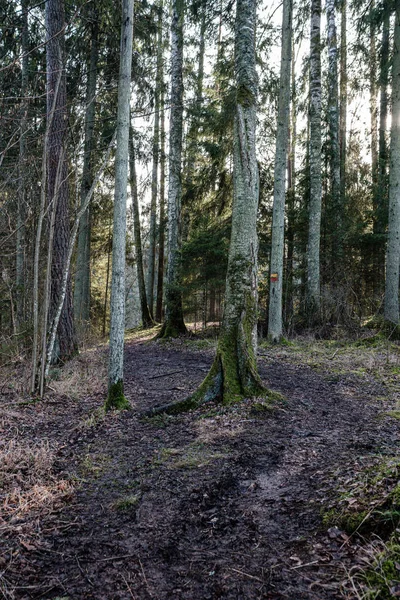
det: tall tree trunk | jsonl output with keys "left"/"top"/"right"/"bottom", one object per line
{"left": 158, "top": 0, "right": 187, "bottom": 338}
{"left": 156, "top": 82, "right": 166, "bottom": 323}
{"left": 182, "top": 0, "right": 206, "bottom": 239}
{"left": 384, "top": 8, "right": 400, "bottom": 326}
{"left": 326, "top": 0, "right": 342, "bottom": 270}
{"left": 268, "top": 0, "right": 293, "bottom": 343}
{"left": 16, "top": 0, "right": 28, "bottom": 333}
{"left": 129, "top": 125, "right": 153, "bottom": 328}
{"left": 46, "top": 0, "right": 77, "bottom": 363}
{"left": 74, "top": 5, "right": 99, "bottom": 334}
{"left": 306, "top": 0, "right": 322, "bottom": 314}
{"left": 145, "top": 0, "right": 276, "bottom": 416}
{"left": 106, "top": 0, "right": 134, "bottom": 409}
{"left": 146, "top": 0, "right": 163, "bottom": 318}
{"left": 284, "top": 38, "right": 296, "bottom": 327}
{"left": 377, "top": 0, "right": 390, "bottom": 278}
{"left": 339, "top": 0, "right": 347, "bottom": 208}
{"left": 370, "top": 1, "right": 379, "bottom": 298}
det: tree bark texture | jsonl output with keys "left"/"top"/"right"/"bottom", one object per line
{"left": 129, "top": 125, "right": 153, "bottom": 328}
{"left": 156, "top": 82, "right": 166, "bottom": 323}
{"left": 306, "top": 0, "right": 322, "bottom": 314}
{"left": 106, "top": 0, "right": 134, "bottom": 409}
{"left": 384, "top": 7, "right": 400, "bottom": 325}
{"left": 46, "top": 0, "right": 77, "bottom": 363}
{"left": 16, "top": 0, "right": 29, "bottom": 332}
{"left": 74, "top": 6, "right": 99, "bottom": 333}
{"left": 326, "top": 0, "right": 342, "bottom": 267}
{"left": 268, "top": 0, "right": 293, "bottom": 342}
{"left": 146, "top": 0, "right": 163, "bottom": 318}
{"left": 159, "top": 0, "right": 187, "bottom": 338}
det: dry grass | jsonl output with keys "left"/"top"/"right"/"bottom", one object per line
{"left": 48, "top": 343, "right": 107, "bottom": 400}
{"left": 0, "top": 439, "right": 74, "bottom": 537}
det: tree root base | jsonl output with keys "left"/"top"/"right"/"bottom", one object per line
{"left": 105, "top": 380, "right": 131, "bottom": 411}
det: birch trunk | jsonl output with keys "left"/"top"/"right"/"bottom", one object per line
{"left": 46, "top": 0, "right": 77, "bottom": 363}
{"left": 74, "top": 9, "right": 99, "bottom": 334}
{"left": 306, "top": 0, "right": 322, "bottom": 314}
{"left": 158, "top": 0, "right": 187, "bottom": 338}
{"left": 106, "top": 0, "right": 134, "bottom": 409}
{"left": 146, "top": 1, "right": 163, "bottom": 318}
{"left": 268, "top": 0, "right": 293, "bottom": 342}
{"left": 156, "top": 83, "right": 166, "bottom": 323}
{"left": 129, "top": 125, "right": 153, "bottom": 328}
{"left": 16, "top": 0, "right": 28, "bottom": 332}
{"left": 384, "top": 8, "right": 400, "bottom": 325}
{"left": 145, "top": 0, "right": 278, "bottom": 416}
{"left": 326, "top": 0, "right": 342, "bottom": 267}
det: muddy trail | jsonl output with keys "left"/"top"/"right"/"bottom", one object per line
{"left": 1, "top": 335, "right": 399, "bottom": 599}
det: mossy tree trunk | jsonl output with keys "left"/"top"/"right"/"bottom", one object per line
{"left": 145, "top": 0, "right": 272, "bottom": 416}
{"left": 158, "top": 0, "right": 187, "bottom": 338}
{"left": 106, "top": 0, "right": 134, "bottom": 410}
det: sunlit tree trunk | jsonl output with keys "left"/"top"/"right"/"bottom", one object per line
{"left": 106, "top": 0, "right": 134, "bottom": 409}
{"left": 46, "top": 0, "right": 77, "bottom": 363}
{"left": 370, "top": 1, "right": 379, "bottom": 298}
{"left": 74, "top": 7, "right": 99, "bottom": 334}
{"left": 384, "top": 8, "right": 400, "bottom": 326}
{"left": 158, "top": 0, "right": 187, "bottom": 338}
{"left": 268, "top": 0, "right": 293, "bottom": 342}
{"left": 129, "top": 125, "right": 153, "bottom": 328}
{"left": 306, "top": 0, "right": 322, "bottom": 314}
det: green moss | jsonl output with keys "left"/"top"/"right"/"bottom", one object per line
{"left": 387, "top": 410, "right": 400, "bottom": 420}
{"left": 105, "top": 380, "right": 130, "bottom": 411}
{"left": 360, "top": 538, "right": 400, "bottom": 599}
{"left": 113, "top": 494, "right": 141, "bottom": 511}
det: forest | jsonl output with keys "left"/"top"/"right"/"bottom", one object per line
{"left": 1, "top": 0, "right": 400, "bottom": 597}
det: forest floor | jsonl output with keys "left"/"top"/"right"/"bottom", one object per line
{"left": 1, "top": 328, "right": 400, "bottom": 600}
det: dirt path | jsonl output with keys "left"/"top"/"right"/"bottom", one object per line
{"left": 2, "top": 336, "right": 399, "bottom": 599}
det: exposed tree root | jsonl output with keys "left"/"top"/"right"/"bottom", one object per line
{"left": 143, "top": 323, "right": 284, "bottom": 417}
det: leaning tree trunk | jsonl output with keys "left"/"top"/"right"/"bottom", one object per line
{"left": 106, "top": 0, "right": 134, "bottom": 410}
{"left": 46, "top": 0, "right": 77, "bottom": 363}
{"left": 306, "top": 0, "right": 322, "bottom": 315}
{"left": 268, "top": 0, "right": 293, "bottom": 342}
{"left": 16, "top": 0, "right": 29, "bottom": 333}
{"left": 158, "top": 0, "right": 187, "bottom": 338}
{"left": 129, "top": 124, "right": 153, "bottom": 328}
{"left": 74, "top": 7, "right": 99, "bottom": 335}
{"left": 384, "top": 8, "right": 400, "bottom": 326}
{"left": 146, "top": 1, "right": 163, "bottom": 318}
{"left": 326, "top": 0, "right": 342, "bottom": 270}
{"left": 145, "top": 0, "right": 280, "bottom": 416}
